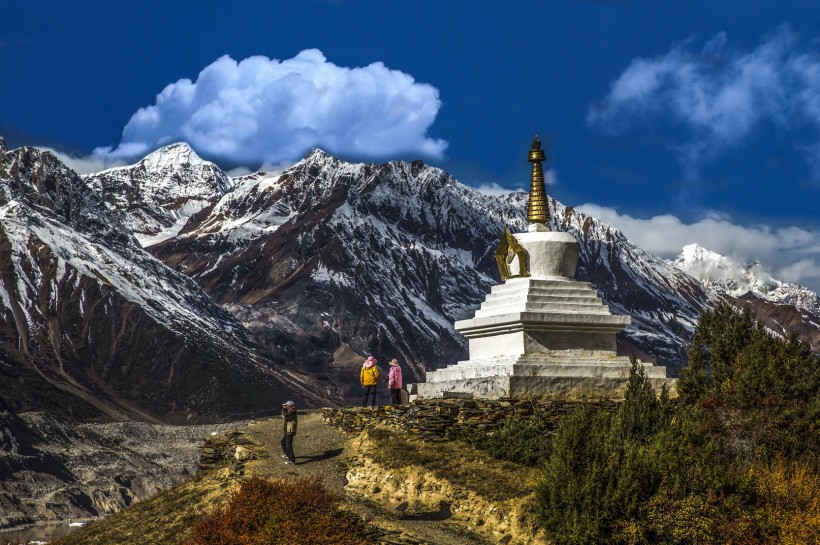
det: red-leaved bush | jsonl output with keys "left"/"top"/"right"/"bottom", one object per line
{"left": 181, "top": 476, "right": 370, "bottom": 545}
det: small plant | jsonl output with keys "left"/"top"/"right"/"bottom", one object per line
{"left": 181, "top": 476, "right": 369, "bottom": 545}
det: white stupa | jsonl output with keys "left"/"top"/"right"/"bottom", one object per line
{"left": 414, "top": 137, "right": 673, "bottom": 400}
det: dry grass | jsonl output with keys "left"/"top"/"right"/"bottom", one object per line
{"left": 361, "top": 426, "right": 538, "bottom": 502}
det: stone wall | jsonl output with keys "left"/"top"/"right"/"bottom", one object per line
{"left": 322, "top": 398, "right": 618, "bottom": 441}
{"left": 198, "top": 430, "right": 255, "bottom": 476}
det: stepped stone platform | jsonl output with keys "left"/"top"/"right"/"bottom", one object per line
{"left": 412, "top": 230, "right": 675, "bottom": 401}
{"left": 414, "top": 350, "right": 670, "bottom": 401}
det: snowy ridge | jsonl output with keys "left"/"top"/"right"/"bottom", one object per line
{"left": 673, "top": 244, "right": 820, "bottom": 315}
{"left": 0, "top": 198, "right": 238, "bottom": 337}
{"left": 84, "top": 143, "right": 231, "bottom": 246}
{"left": 0, "top": 142, "right": 324, "bottom": 419}
{"left": 0, "top": 146, "right": 240, "bottom": 338}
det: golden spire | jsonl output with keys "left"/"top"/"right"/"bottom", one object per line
{"left": 527, "top": 135, "right": 550, "bottom": 226}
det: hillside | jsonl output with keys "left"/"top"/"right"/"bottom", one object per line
{"left": 19, "top": 306, "right": 820, "bottom": 545}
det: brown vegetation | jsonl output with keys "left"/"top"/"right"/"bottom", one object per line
{"left": 180, "top": 476, "right": 370, "bottom": 545}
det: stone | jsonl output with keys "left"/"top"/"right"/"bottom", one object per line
{"left": 234, "top": 445, "right": 253, "bottom": 462}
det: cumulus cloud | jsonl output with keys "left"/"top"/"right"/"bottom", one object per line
{"left": 576, "top": 203, "right": 820, "bottom": 291}
{"left": 41, "top": 148, "right": 127, "bottom": 174}
{"left": 94, "top": 49, "right": 447, "bottom": 166}
{"left": 589, "top": 26, "right": 820, "bottom": 178}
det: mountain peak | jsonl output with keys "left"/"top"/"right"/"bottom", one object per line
{"left": 300, "top": 148, "right": 338, "bottom": 165}
{"left": 140, "top": 142, "right": 208, "bottom": 170}
{"left": 679, "top": 243, "right": 722, "bottom": 262}
{"left": 84, "top": 143, "right": 232, "bottom": 246}
{"left": 305, "top": 147, "right": 330, "bottom": 158}
{"left": 674, "top": 244, "right": 766, "bottom": 285}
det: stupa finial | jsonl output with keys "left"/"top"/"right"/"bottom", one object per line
{"left": 526, "top": 135, "right": 550, "bottom": 228}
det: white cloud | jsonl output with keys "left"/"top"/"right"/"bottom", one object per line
{"left": 95, "top": 49, "right": 447, "bottom": 166}
{"left": 41, "top": 148, "right": 127, "bottom": 174}
{"left": 589, "top": 26, "right": 820, "bottom": 178}
{"left": 576, "top": 203, "right": 820, "bottom": 292}
{"left": 474, "top": 182, "right": 517, "bottom": 196}
{"left": 225, "top": 161, "right": 293, "bottom": 179}
{"left": 777, "top": 259, "right": 820, "bottom": 285}
{"left": 472, "top": 169, "right": 556, "bottom": 196}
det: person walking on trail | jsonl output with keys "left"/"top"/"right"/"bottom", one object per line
{"left": 360, "top": 356, "right": 380, "bottom": 407}
{"left": 387, "top": 358, "right": 403, "bottom": 405}
{"left": 281, "top": 400, "right": 297, "bottom": 464}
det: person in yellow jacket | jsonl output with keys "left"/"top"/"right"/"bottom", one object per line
{"left": 360, "top": 356, "right": 380, "bottom": 407}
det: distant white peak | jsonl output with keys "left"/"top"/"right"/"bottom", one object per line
{"left": 140, "top": 142, "right": 210, "bottom": 171}
{"left": 678, "top": 245, "right": 820, "bottom": 314}
{"left": 673, "top": 243, "right": 778, "bottom": 295}
{"left": 296, "top": 148, "right": 366, "bottom": 170}
{"left": 304, "top": 148, "right": 332, "bottom": 159}
{"left": 297, "top": 148, "right": 335, "bottom": 166}
{"left": 94, "top": 142, "right": 216, "bottom": 178}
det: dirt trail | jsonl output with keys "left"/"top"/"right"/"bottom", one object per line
{"left": 241, "top": 410, "right": 493, "bottom": 545}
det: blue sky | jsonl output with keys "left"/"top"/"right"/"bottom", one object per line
{"left": 3, "top": 1, "right": 820, "bottom": 290}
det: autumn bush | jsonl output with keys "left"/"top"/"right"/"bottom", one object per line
{"left": 751, "top": 457, "right": 820, "bottom": 545}
{"left": 180, "top": 476, "right": 369, "bottom": 545}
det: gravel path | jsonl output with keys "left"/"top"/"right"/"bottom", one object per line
{"left": 242, "top": 410, "right": 349, "bottom": 496}
{"left": 240, "top": 410, "right": 493, "bottom": 545}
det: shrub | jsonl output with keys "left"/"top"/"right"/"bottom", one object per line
{"left": 536, "top": 362, "right": 666, "bottom": 545}
{"left": 679, "top": 303, "right": 820, "bottom": 460}
{"left": 536, "top": 403, "right": 613, "bottom": 545}
{"left": 180, "top": 476, "right": 369, "bottom": 545}
{"left": 536, "top": 307, "right": 820, "bottom": 544}
{"left": 452, "top": 410, "right": 555, "bottom": 466}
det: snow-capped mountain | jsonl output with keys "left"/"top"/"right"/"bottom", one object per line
{"left": 84, "top": 143, "right": 230, "bottom": 246}
{"left": 140, "top": 146, "right": 720, "bottom": 395}
{"left": 672, "top": 243, "right": 820, "bottom": 351}
{"left": 30, "top": 139, "right": 812, "bottom": 405}
{"left": 0, "top": 138, "right": 322, "bottom": 421}
{"left": 673, "top": 243, "right": 820, "bottom": 315}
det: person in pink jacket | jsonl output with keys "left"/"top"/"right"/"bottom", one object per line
{"left": 387, "top": 358, "right": 403, "bottom": 405}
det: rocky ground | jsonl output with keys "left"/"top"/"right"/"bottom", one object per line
{"left": 0, "top": 410, "right": 243, "bottom": 540}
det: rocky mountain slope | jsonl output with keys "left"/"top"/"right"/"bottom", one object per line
{"left": 0, "top": 396, "right": 238, "bottom": 532}
{"left": 98, "top": 147, "right": 719, "bottom": 396}
{"left": 78, "top": 143, "right": 820, "bottom": 396}
{"left": 0, "top": 138, "right": 322, "bottom": 423}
